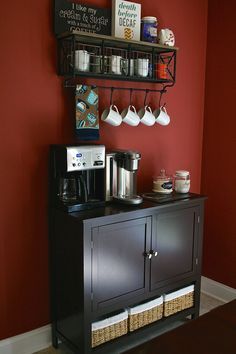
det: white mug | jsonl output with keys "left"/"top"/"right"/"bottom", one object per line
{"left": 111, "top": 55, "right": 122, "bottom": 75}
{"left": 101, "top": 105, "right": 122, "bottom": 126}
{"left": 138, "top": 106, "right": 155, "bottom": 126}
{"left": 134, "top": 58, "right": 149, "bottom": 77}
{"left": 75, "top": 50, "right": 90, "bottom": 72}
{"left": 153, "top": 106, "right": 170, "bottom": 126}
{"left": 129, "top": 59, "right": 134, "bottom": 76}
{"left": 121, "top": 105, "right": 140, "bottom": 126}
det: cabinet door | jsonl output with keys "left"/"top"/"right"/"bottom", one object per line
{"left": 92, "top": 217, "right": 151, "bottom": 311}
{"left": 150, "top": 207, "right": 199, "bottom": 291}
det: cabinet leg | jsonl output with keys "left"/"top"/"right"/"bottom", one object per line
{"left": 52, "top": 324, "right": 59, "bottom": 349}
{"left": 191, "top": 309, "right": 200, "bottom": 319}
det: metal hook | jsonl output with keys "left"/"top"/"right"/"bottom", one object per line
{"left": 159, "top": 87, "right": 166, "bottom": 107}
{"left": 129, "top": 88, "right": 133, "bottom": 105}
{"left": 110, "top": 87, "right": 114, "bottom": 105}
{"left": 144, "top": 89, "right": 149, "bottom": 106}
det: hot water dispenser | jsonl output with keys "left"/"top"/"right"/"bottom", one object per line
{"left": 105, "top": 150, "right": 143, "bottom": 205}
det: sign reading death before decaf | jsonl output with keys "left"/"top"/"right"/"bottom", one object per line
{"left": 112, "top": 0, "right": 141, "bottom": 40}
{"left": 54, "top": 0, "right": 111, "bottom": 35}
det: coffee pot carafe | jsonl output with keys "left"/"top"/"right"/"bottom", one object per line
{"left": 58, "top": 175, "right": 88, "bottom": 203}
{"left": 105, "top": 150, "right": 143, "bottom": 205}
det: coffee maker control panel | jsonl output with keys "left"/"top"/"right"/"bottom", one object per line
{"left": 66, "top": 145, "right": 105, "bottom": 172}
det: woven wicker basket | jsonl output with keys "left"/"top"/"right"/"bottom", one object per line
{"left": 163, "top": 285, "right": 194, "bottom": 317}
{"left": 128, "top": 296, "right": 163, "bottom": 332}
{"left": 91, "top": 310, "right": 128, "bottom": 348}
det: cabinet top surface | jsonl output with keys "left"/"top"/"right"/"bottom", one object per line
{"left": 67, "top": 193, "right": 206, "bottom": 222}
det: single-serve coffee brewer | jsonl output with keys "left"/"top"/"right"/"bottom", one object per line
{"left": 49, "top": 145, "right": 105, "bottom": 212}
{"left": 105, "top": 150, "right": 143, "bottom": 205}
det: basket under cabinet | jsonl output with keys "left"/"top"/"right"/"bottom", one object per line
{"left": 57, "top": 30, "right": 178, "bottom": 84}
{"left": 91, "top": 286, "right": 195, "bottom": 348}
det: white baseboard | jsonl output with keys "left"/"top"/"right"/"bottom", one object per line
{"left": 0, "top": 325, "right": 51, "bottom": 354}
{"left": 201, "top": 276, "right": 236, "bottom": 303}
{"left": 1, "top": 277, "right": 236, "bottom": 354}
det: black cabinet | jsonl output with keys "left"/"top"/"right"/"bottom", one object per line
{"left": 150, "top": 207, "right": 199, "bottom": 291}
{"left": 92, "top": 217, "right": 151, "bottom": 311}
{"left": 49, "top": 195, "right": 205, "bottom": 354}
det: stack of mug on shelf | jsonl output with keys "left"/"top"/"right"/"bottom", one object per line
{"left": 72, "top": 50, "right": 152, "bottom": 78}
{"left": 101, "top": 103, "right": 170, "bottom": 127}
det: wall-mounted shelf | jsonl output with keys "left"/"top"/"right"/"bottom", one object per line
{"left": 57, "top": 30, "right": 178, "bottom": 86}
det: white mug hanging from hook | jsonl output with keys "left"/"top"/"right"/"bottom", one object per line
{"left": 153, "top": 89, "right": 170, "bottom": 126}
{"left": 121, "top": 88, "right": 140, "bottom": 126}
{"left": 101, "top": 87, "right": 122, "bottom": 126}
{"left": 138, "top": 89, "right": 155, "bottom": 126}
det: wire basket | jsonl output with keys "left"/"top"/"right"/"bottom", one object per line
{"left": 163, "top": 285, "right": 194, "bottom": 317}
{"left": 128, "top": 296, "right": 163, "bottom": 332}
{"left": 91, "top": 310, "right": 128, "bottom": 348}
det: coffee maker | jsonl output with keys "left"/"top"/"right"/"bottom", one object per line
{"left": 49, "top": 145, "right": 105, "bottom": 212}
{"left": 105, "top": 150, "right": 143, "bottom": 205}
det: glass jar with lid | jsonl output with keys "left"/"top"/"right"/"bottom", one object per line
{"left": 141, "top": 16, "right": 158, "bottom": 43}
{"left": 174, "top": 170, "right": 190, "bottom": 193}
{"left": 153, "top": 169, "right": 173, "bottom": 194}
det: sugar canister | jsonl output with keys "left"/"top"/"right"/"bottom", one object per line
{"left": 174, "top": 170, "right": 190, "bottom": 193}
{"left": 153, "top": 169, "right": 173, "bottom": 194}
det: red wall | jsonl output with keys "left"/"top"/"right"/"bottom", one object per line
{"left": 0, "top": 0, "right": 207, "bottom": 339}
{"left": 201, "top": 0, "right": 236, "bottom": 288}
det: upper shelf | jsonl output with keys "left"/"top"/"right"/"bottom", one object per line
{"left": 57, "top": 30, "right": 178, "bottom": 85}
{"left": 57, "top": 30, "right": 179, "bottom": 53}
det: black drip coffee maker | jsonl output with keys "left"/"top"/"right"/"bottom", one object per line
{"left": 49, "top": 145, "right": 105, "bottom": 212}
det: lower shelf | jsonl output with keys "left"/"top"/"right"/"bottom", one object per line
{"left": 91, "top": 285, "right": 195, "bottom": 349}
{"left": 90, "top": 307, "right": 197, "bottom": 354}
{"left": 54, "top": 306, "right": 198, "bottom": 354}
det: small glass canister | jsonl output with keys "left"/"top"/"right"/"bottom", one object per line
{"left": 153, "top": 169, "right": 173, "bottom": 194}
{"left": 141, "top": 17, "right": 158, "bottom": 43}
{"left": 174, "top": 170, "right": 190, "bottom": 193}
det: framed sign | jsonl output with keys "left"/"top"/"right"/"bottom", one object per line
{"left": 54, "top": 0, "right": 111, "bottom": 35}
{"left": 112, "top": 0, "right": 141, "bottom": 40}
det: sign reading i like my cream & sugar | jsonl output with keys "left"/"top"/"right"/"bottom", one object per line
{"left": 112, "top": 0, "right": 141, "bottom": 40}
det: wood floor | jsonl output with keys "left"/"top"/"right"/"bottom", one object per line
{"left": 35, "top": 293, "right": 224, "bottom": 354}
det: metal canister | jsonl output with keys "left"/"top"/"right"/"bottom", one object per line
{"left": 90, "top": 55, "right": 103, "bottom": 74}
{"left": 141, "top": 17, "right": 158, "bottom": 43}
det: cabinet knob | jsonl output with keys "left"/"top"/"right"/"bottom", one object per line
{"left": 144, "top": 251, "right": 153, "bottom": 259}
{"left": 144, "top": 250, "right": 158, "bottom": 259}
